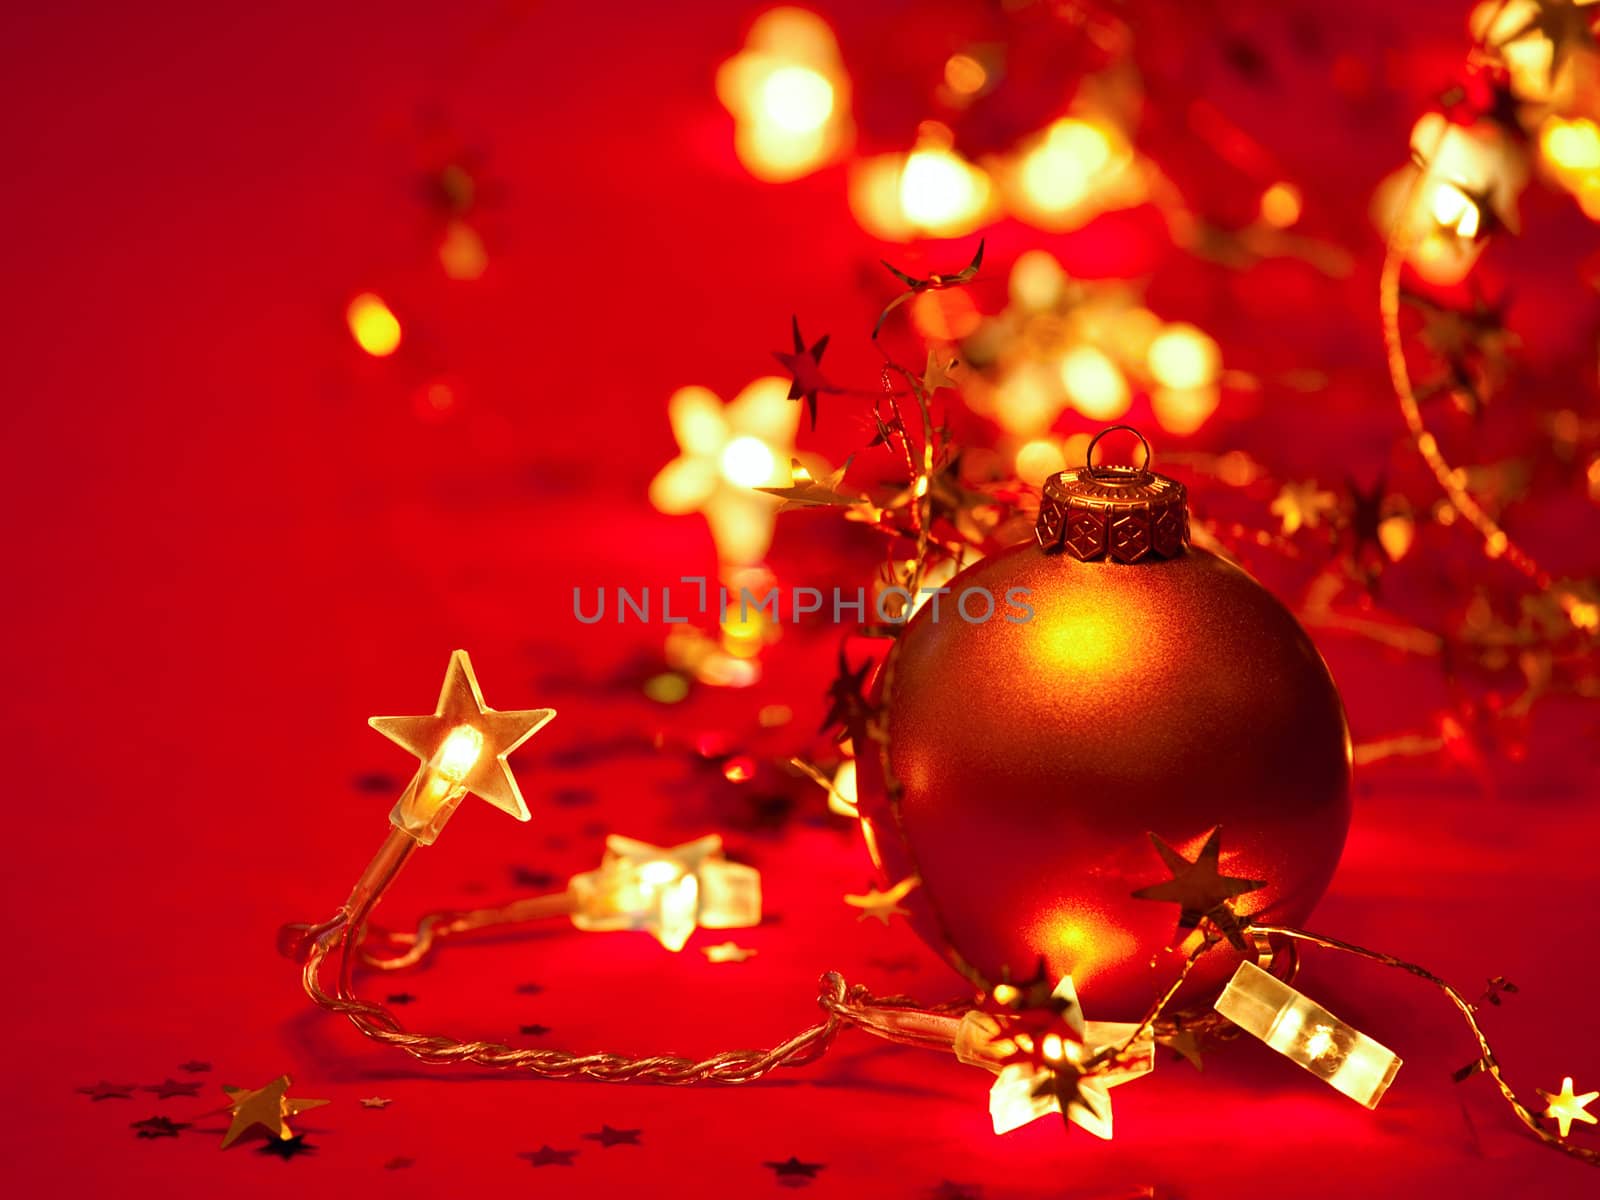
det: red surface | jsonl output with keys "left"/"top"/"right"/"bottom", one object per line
{"left": 3, "top": 1, "right": 1599, "bottom": 1198}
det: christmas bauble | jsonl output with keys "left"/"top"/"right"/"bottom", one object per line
{"left": 855, "top": 431, "right": 1351, "bottom": 1018}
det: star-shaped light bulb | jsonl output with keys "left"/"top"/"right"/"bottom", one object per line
{"left": 1539, "top": 1076, "right": 1598, "bottom": 1138}
{"left": 568, "top": 834, "right": 761, "bottom": 951}
{"left": 648, "top": 379, "right": 800, "bottom": 570}
{"left": 369, "top": 650, "right": 556, "bottom": 845}
{"left": 954, "top": 976, "right": 1154, "bottom": 1138}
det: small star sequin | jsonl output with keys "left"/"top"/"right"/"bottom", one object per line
{"left": 582, "top": 1125, "right": 642, "bottom": 1147}
{"left": 1130, "top": 827, "right": 1265, "bottom": 948}
{"left": 844, "top": 876, "right": 919, "bottom": 925}
{"left": 77, "top": 1081, "right": 136, "bottom": 1101}
{"left": 519, "top": 1146, "right": 578, "bottom": 1167}
{"left": 131, "top": 1116, "right": 189, "bottom": 1139}
{"left": 144, "top": 1078, "right": 203, "bottom": 1099}
{"left": 257, "top": 1135, "right": 316, "bottom": 1161}
{"left": 359, "top": 1097, "right": 393, "bottom": 1109}
{"left": 765, "top": 1155, "right": 825, "bottom": 1182}
{"left": 386, "top": 992, "right": 418, "bottom": 1006}
{"left": 703, "top": 941, "right": 757, "bottom": 963}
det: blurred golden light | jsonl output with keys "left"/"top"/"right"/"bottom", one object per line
{"left": 1259, "top": 181, "right": 1303, "bottom": 228}
{"left": 1151, "top": 385, "right": 1220, "bottom": 436}
{"left": 347, "top": 293, "right": 402, "bottom": 357}
{"left": 1378, "top": 514, "right": 1415, "bottom": 562}
{"left": 1147, "top": 324, "right": 1220, "bottom": 390}
{"left": 1587, "top": 456, "right": 1600, "bottom": 502}
{"left": 1542, "top": 118, "right": 1600, "bottom": 173}
{"left": 993, "top": 363, "right": 1064, "bottom": 436}
{"left": 1430, "top": 181, "right": 1481, "bottom": 239}
{"left": 828, "top": 758, "right": 858, "bottom": 818}
{"left": 1018, "top": 119, "right": 1112, "bottom": 216}
{"left": 717, "top": 8, "right": 851, "bottom": 182}
{"left": 649, "top": 378, "right": 799, "bottom": 569}
{"left": 1059, "top": 345, "right": 1131, "bottom": 420}
{"left": 720, "top": 435, "right": 778, "bottom": 487}
{"left": 761, "top": 64, "right": 834, "bottom": 132}
{"left": 1015, "top": 438, "right": 1068, "bottom": 486}
{"left": 439, "top": 220, "right": 487, "bottom": 280}
{"left": 944, "top": 53, "right": 987, "bottom": 96}
{"left": 1009, "top": 249, "right": 1066, "bottom": 310}
{"left": 900, "top": 140, "right": 990, "bottom": 233}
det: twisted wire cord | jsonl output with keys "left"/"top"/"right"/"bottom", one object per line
{"left": 1252, "top": 924, "right": 1599, "bottom": 1167}
{"left": 304, "top": 910, "right": 961, "bottom": 1083}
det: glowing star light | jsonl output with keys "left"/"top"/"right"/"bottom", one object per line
{"left": 649, "top": 377, "right": 800, "bottom": 569}
{"left": 219, "top": 1075, "right": 329, "bottom": 1148}
{"left": 1538, "top": 1076, "right": 1598, "bottom": 1138}
{"left": 369, "top": 650, "right": 556, "bottom": 845}
{"left": 568, "top": 834, "right": 761, "bottom": 952}
{"left": 955, "top": 976, "right": 1154, "bottom": 1137}
{"left": 715, "top": 8, "right": 851, "bottom": 181}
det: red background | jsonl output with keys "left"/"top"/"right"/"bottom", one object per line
{"left": 3, "top": 1, "right": 1598, "bottom": 1197}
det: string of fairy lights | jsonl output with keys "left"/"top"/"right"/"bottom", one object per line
{"left": 279, "top": 0, "right": 1600, "bottom": 1174}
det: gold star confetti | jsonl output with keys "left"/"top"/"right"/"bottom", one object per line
{"left": 1131, "top": 827, "right": 1265, "bottom": 948}
{"left": 218, "top": 1075, "right": 328, "bottom": 1148}
{"left": 844, "top": 876, "right": 919, "bottom": 925}
{"left": 702, "top": 941, "right": 757, "bottom": 963}
{"left": 1269, "top": 480, "right": 1338, "bottom": 536}
{"left": 1538, "top": 1076, "right": 1598, "bottom": 1138}
{"left": 359, "top": 1096, "right": 393, "bottom": 1109}
{"left": 369, "top": 650, "right": 555, "bottom": 838}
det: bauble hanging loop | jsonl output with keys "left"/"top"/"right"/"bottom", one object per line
{"left": 1036, "top": 424, "right": 1189, "bottom": 562}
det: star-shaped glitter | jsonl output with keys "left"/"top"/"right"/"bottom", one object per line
{"left": 359, "top": 1097, "right": 392, "bottom": 1109}
{"left": 583, "top": 1125, "right": 642, "bottom": 1147}
{"left": 257, "top": 1135, "right": 316, "bottom": 1161}
{"left": 765, "top": 1155, "right": 825, "bottom": 1180}
{"left": 844, "top": 876, "right": 919, "bottom": 925}
{"left": 703, "top": 941, "right": 757, "bottom": 963}
{"left": 1538, "top": 1076, "right": 1598, "bottom": 1138}
{"left": 77, "top": 1081, "right": 135, "bottom": 1101}
{"left": 1269, "top": 480, "right": 1337, "bottom": 536}
{"left": 179, "top": 1060, "right": 211, "bottom": 1073}
{"left": 369, "top": 649, "right": 556, "bottom": 829}
{"left": 1159, "top": 1027, "right": 1205, "bottom": 1072}
{"left": 772, "top": 315, "right": 837, "bottom": 430}
{"left": 874, "top": 239, "right": 984, "bottom": 337}
{"left": 820, "top": 647, "right": 874, "bottom": 737}
{"left": 131, "top": 1116, "right": 189, "bottom": 1139}
{"left": 386, "top": 992, "right": 418, "bottom": 1006}
{"left": 218, "top": 1075, "right": 329, "bottom": 1148}
{"left": 144, "top": 1078, "right": 202, "bottom": 1099}
{"left": 922, "top": 351, "right": 960, "bottom": 394}
{"left": 1130, "top": 827, "right": 1265, "bottom": 948}
{"left": 519, "top": 1146, "right": 578, "bottom": 1167}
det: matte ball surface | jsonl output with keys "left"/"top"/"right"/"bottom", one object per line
{"left": 861, "top": 542, "right": 1351, "bottom": 1018}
